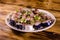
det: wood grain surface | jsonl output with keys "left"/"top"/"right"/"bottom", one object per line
{"left": 0, "top": 0, "right": 60, "bottom": 40}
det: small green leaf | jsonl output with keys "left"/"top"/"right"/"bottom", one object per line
{"left": 27, "top": 11, "right": 31, "bottom": 15}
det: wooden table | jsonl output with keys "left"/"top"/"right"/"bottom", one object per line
{"left": 0, "top": 4, "right": 60, "bottom": 40}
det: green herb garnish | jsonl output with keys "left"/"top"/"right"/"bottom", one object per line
{"left": 34, "top": 15, "right": 40, "bottom": 20}
{"left": 26, "top": 11, "right": 31, "bottom": 15}
{"left": 20, "top": 18, "right": 26, "bottom": 23}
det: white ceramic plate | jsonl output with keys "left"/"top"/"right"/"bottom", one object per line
{"left": 5, "top": 9, "right": 56, "bottom": 32}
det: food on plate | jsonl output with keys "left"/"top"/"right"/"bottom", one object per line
{"left": 7, "top": 8, "right": 55, "bottom": 31}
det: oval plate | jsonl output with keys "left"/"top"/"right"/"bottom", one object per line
{"left": 5, "top": 8, "right": 56, "bottom": 32}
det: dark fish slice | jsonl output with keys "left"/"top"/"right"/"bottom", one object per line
{"left": 9, "top": 20, "right": 16, "bottom": 26}
{"left": 33, "top": 20, "right": 53, "bottom": 30}
{"left": 9, "top": 19, "right": 25, "bottom": 30}
{"left": 41, "top": 21, "right": 51, "bottom": 27}
{"left": 33, "top": 24, "right": 42, "bottom": 30}
{"left": 15, "top": 25, "right": 25, "bottom": 30}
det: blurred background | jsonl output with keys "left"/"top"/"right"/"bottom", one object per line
{"left": 0, "top": 0, "right": 60, "bottom": 10}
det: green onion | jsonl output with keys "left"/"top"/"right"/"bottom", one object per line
{"left": 20, "top": 18, "right": 26, "bottom": 23}
{"left": 26, "top": 11, "right": 31, "bottom": 15}
{"left": 34, "top": 15, "right": 40, "bottom": 20}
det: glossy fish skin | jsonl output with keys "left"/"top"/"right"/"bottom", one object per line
{"left": 15, "top": 25, "right": 24, "bottom": 30}
{"left": 33, "top": 24, "right": 42, "bottom": 30}
{"left": 41, "top": 21, "right": 51, "bottom": 27}
{"left": 9, "top": 20, "right": 16, "bottom": 26}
